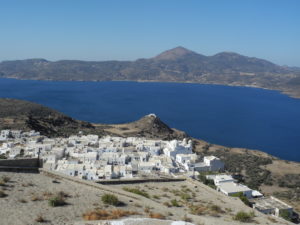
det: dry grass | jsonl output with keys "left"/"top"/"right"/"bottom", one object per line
{"left": 0, "top": 176, "right": 10, "bottom": 186}
{"left": 144, "top": 206, "right": 151, "bottom": 213}
{"left": 42, "top": 191, "right": 53, "bottom": 200}
{"left": 57, "top": 191, "right": 71, "bottom": 198}
{"left": 149, "top": 212, "right": 166, "bottom": 219}
{"left": 189, "top": 203, "right": 225, "bottom": 217}
{"left": 83, "top": 209, "right": 139, "bottom": 220}
{"left": 189, "top": 204, "right": 209, "bottom": 215}
{"left": 41, "top": 191, "right": 70, "bottom": 202}
{"left": 18, "top": 198, "right": 27, "bottom": 203}
{"left": 163, "top": 201, "right": 171, "bottom": 207}
{"left": 35, "top": 215, "right": 46, "bottom": 223}
{"left": 22, "top": 182, "right": 34, "bottom": 187}
{"left": 31, "top": 195, "right": 42, "bottom": 201}
{"left": 210, "top": 204, "right": 225, "bottom": 214}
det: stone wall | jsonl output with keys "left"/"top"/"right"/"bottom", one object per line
{"left": 39, "top": 168, "right": 141, "bottom": 200}
{"left": 97, "top": 178, "right": 186, "bottom": 185}
{"left": 0, "top": 158, "right": 42, "bottom": 168}
{"left": 39, "top": 169, "right": 185, "bottom": 201}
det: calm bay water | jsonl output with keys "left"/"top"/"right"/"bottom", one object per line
{"left": 0, "top": 78, "right": 300, "bottom": 161}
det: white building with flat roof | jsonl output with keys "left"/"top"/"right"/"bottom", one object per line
{"left": 217, "top": 182, "right": 253, "bottom": 198}
{"left": 163, "top": 139, "right": 193, "bottom": 159}
{"left": 206, "top": 174, "right": 236, "bottom": 186}
{"left": 194, "top": 156, "right": 224, "bottom": 172}
{"left": 252, "top": 196, "right": 293, "bottom": 218}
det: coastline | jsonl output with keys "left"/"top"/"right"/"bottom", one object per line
{"left": 2, "top": 78, "right": 300, "bottom": 162}
{"left": 1, "top": 76, "right": 300, "bottom": 99}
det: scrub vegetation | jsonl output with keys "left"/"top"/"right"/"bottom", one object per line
{"left": 233, "top": 211, "right": 255, "bottom": 222}
{"left": 101, "top": 194, "right": 121, "bottom": 206}
{"left": 123, "top": 187, "right": 150, "bottom": 198}
{"left": 83, "top": 209, "right": 139, "bottom": 220}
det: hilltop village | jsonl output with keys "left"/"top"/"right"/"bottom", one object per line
{"left": 0, "top": 127, "right": 224, "bottom": 179}
{"left": 0, "top": 124, "right": 297, "bottom": 223}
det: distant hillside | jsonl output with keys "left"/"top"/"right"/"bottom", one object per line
{"left": 1, "top": 47, "right": 300, "bottom": 98}
{"left": 0, "top": 98, "right": 185, "bottom": 140}
{"left": 0, "top": 98, "right": 96, "bottom": 137}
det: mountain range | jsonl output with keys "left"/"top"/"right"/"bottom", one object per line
{"left": 1, "top": 46, "right": 300, "bottom": 98}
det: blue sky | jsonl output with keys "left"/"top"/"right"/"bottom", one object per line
{"left": 0, "top": 0, "right": 299, "bottom": 66}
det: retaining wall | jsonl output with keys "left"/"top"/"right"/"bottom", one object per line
{"left": 39, "top": 169, "right": 186, "bottom": 202}
{"left": 0, "top": 166, "right": 39, "bottom": 173}
{"left": 0, "top": 158, "right": 42, "bottom": 168}
{"left": 97, "top": 177, "right": 185, "bottom": 185}
{"left": 39, "top": 168, "right": 141, "bottom": 200}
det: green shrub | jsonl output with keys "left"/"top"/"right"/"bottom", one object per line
{"left": 123, "top": 187, "right": 149, "bottom": 198}
{"left": 48, "top": 195, "right": 66, "bottom": 207}
{"left": 171, "top": 199, "right": 181, "bottom": 207}
{"left": 180, "top": 193, "right": 191, "bottom": 201}
{"left": 152, "top": 195, "right": 160, "bottom": 200}
{"left": 198, "top": 172, "right": 216, "bottom": 188}
{"left": 101, "top": 194, "right": 120, "bottom": 206}
{"left": 231, "top": 192, "right": 250, "bottom": 206}
{"left": 233, "top": 211, "right": 254, "bottom": 222}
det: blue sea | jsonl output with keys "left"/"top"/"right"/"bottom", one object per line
{"left": 0, "top": 78, "right": 299, "bottom": 162}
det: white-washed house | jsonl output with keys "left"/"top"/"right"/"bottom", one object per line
{"left": 217, "top": 182, "right": 253, "bottom": 198}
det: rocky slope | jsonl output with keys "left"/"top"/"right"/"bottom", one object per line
{"left": 0, "top": 98, "right": 96, "bottom": 137}
{"left": 96, "top": 114, "right": 186, "bottom": 140}
{"left": 193, "top": 139, "right": 300, "bottom": 212}
{"left": 1, "top": 47, "right": 300, "bottom": 98}
{"left": 0, "top": 98, "right": 185, "bottom": 140}
{"left": 1, "top": 171, "right": 289, "bottom": 225}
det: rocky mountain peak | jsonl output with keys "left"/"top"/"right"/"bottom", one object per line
{"left": 153, "top": 46, "right": 197, "bottom": 61}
